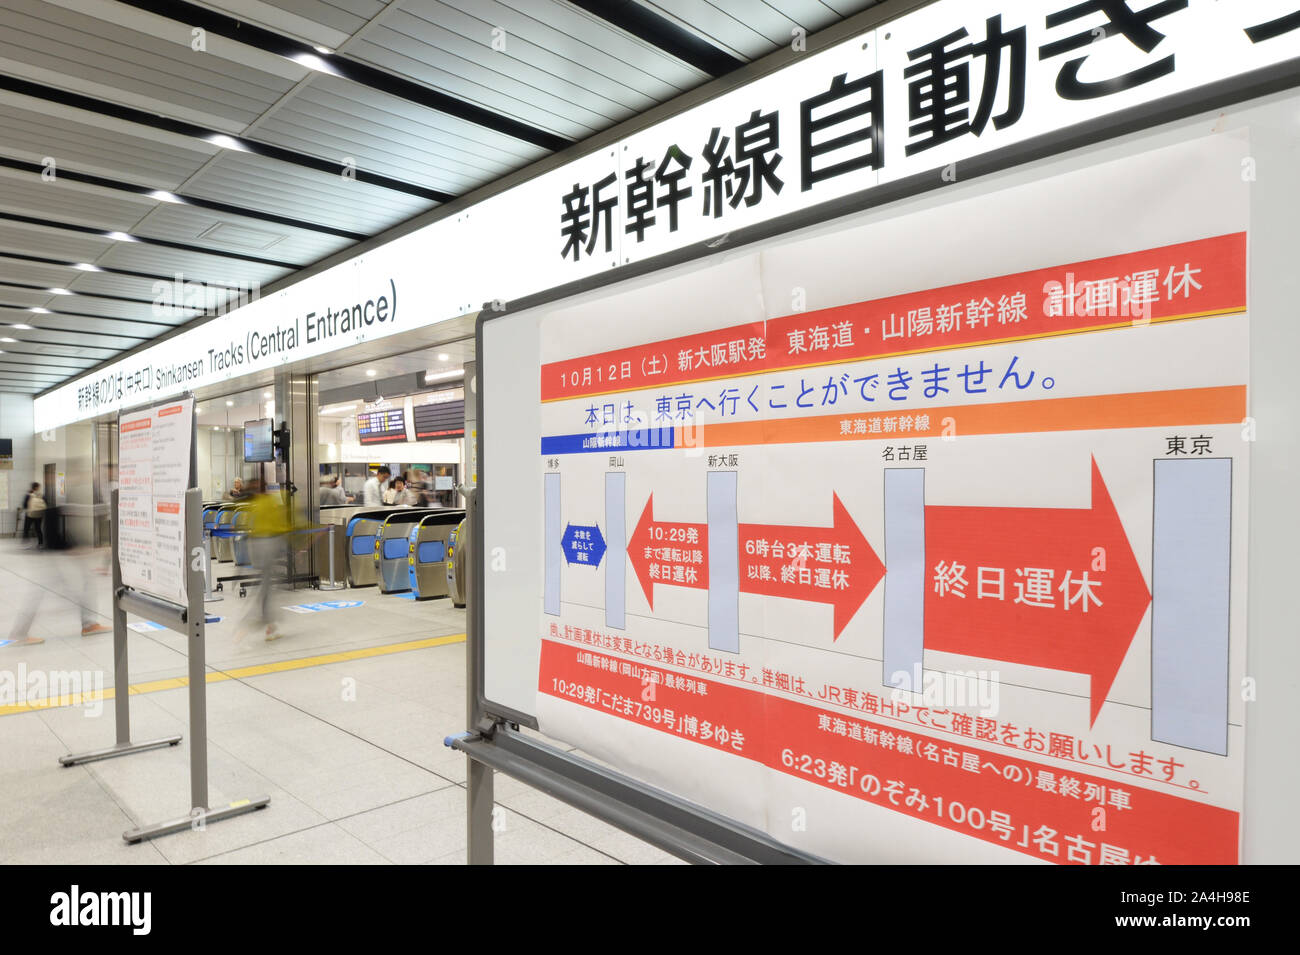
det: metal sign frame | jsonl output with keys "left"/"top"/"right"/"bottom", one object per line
{"left": 58, "top": 393, "right": 269, "bottom": 842}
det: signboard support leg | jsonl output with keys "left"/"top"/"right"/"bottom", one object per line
{"left": 59, "top": 487, "right": 182, "bottom": 767}
{"left": 459, "top": 488, "right": 495, "bottom": 864}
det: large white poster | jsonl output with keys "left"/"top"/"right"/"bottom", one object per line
{"left": 118, "top": 397, "right": 194, "bottom": 607}
{"left": 531, "top": 133, "right": 1251, "bottom": 865}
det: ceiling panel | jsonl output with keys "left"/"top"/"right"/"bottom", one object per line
{"left": 646, "top": 0, "right": 878, "bottom": 59}
{"left": 349, "top": 4, "right": 647, "bottom": 135}
{"left": 94, "top": 242, "right": 290, "bottom": 289}
{"left": 0, "top": 306, "right": 178, "bottom": 338}
{"left": 250, "top": 0, "right": 388, "bottom": 36}
{"left": 196, "top": 0, "right": 380, "bottom": 49}
{"left": 642, "top": 0, "right": 777, "bottom": 60}
{"left": 252, "top": 72, "right": 546, "bottom": 189}
{"left": 0, "top": 0, "right": 297, "bottom": 128}
{"left": 458, "top": 0, "right": 707, "bottom": 93}
{"left": 0, "top": 170, "right": 152, "bottom": 232}
{"left": 0, "top": 295, "right": 195, "bottom": 323}
{"left": 63, "top": 270, "right": 219, "bottom": 305}
{"left": 131, "top": 203, "right": 355, "bottom": 264}
{"left": 0, "top": 221, "right": 112, "bottom": 263}
{"left": 0, "top": 96, "right": 215, "bottom": 189}
{"left": 183, "top": 150, "right": 436, "bottom": 234}
{"left": 0, "top": 324, "right": 146, "bottom": 351}
{"left": 0, "top": 259, "right": 75, "bottom": 288}
{"left": 0, "top": 287, "right": 56, "bottom": 309}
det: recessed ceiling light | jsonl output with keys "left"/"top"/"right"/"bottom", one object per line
{"left": 425, "top": 369, "right": 465, "bottom": 383}
{"left": 437, "top": 353, "right": 450, "bottom": 361}
{"left": 73, "top": 263, "right": 101, "bottom": 272}
{"left": 0, "top": 337, "right": 16, "bottom": 343}
{"left": 11, "top": 324, "right": 32, "bottom": 330}
{"left": 226, "top": 400, "right": 234, "bottom": 406}
{"left": 47, "top": 288, "right": 71, "bottom": 295}
{"left": 150, "top": 190, "right": 183, "bottom": 204}
{"left": 29, "top": 307, "right": 50, "bottom": 314}
{"left": 208, "top": 134, "right": 247, "bottom": 152}
{"left": 365, "top": 369, "right": 377, "bottom": 377}
{"left": 263, "top": 392, "right": 272, "bottom": 399}
{"left": 292, "top": 52, "right": 335, "bottom": 73}
{"left": 106, "top": 231, "right": 136, "bottom": 243}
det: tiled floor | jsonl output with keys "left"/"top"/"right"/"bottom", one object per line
{"left": 0, "top": 540, "right": 682, "bottom": 865}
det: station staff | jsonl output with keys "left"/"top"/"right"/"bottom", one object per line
{"left": 362, "top": 467, "right": 390, "bottom": 507}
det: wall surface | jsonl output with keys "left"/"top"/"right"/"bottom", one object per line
{"left": 0, "top": 393, "right": 33, "bottom": 534}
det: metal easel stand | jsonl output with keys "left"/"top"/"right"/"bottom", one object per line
{"left": 58, "top": 489, "right": 270, "bottom": 842}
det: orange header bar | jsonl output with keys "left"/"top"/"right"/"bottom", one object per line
{"left": 698, "top": 385, "right": 1246, "bottom": 448}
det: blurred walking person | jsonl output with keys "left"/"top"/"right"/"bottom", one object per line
{"left": 242, "top": 480, "right": 293, "bottom": 641}
{"left": 7, "top": 506, "right": 110, "bottom": 646}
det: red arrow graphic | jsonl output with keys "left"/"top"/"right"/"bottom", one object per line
{"left": 629, "top": 494, "right": 708, "bottom": 610}
{"left": 630, "top": 491, "right": 885, "bottom": 641}
{"left": 924, "top": 457, "right": 1150, "bottom": 725}
{"left": 738, "top": 493, "right": 885, "bottom": 641}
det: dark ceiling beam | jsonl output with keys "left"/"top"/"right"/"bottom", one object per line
{"left": 565, "top": 0, "right": 746, "bottom": 76}
{"left": 0, "top": 74, "right": 451, "bottom": 203}
{"left": 0, "top": 156, "right": 368, "bottom": 242}
{"left": 0, "top": 210, "right": 302, "bottom": 270}
{"left": 115, "top": 0, "right": 570, "bottom": 153}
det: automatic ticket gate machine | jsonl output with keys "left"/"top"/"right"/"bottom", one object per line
{"left": 345, "top": 509, "right": 392, "bottom": 587}
{"left": 375, "top": 509, "right": 443, "bottom": 593}
{"left": 405, "top": 510, "right": 465, "bottom": 599}
{"left": 212, "top": 504, "right": 242, "bottom": 562}
{"left": 445, "top": 517, "right": 468, "bottom": 609}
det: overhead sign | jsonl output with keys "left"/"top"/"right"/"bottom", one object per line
{"left": 33, "top": 0, "right": 1300, "bottom": 431}
{"left": 117, "top": 397, "right": 194, "bottom": 607}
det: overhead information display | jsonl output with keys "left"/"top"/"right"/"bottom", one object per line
{"left": 357, "top": 407, "right": 407, "bottom": 445}
{"left": 117, "top": 397, "right": 195, "bottom": 606}
{"left": 413, "top": 388, "right": 466, "bottom": 439}
{"left": 515, "top": 134, "right": 1252, "bottom": 865}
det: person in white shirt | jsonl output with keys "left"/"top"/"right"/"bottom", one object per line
{"left": 362, "top": 467, "right": 389, "bottom": 507}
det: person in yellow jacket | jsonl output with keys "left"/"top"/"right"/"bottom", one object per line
{"left": 244, "top": 481, "right": 294, "bottom": 641}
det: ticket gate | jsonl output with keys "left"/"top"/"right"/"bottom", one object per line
{"left": 231, "top": 507, "right": 253, "bottom": 568}
{"left": 214, "top": 504, "right": 242, "bottom": 562}
{"left": 375, "top": 509, "right": 443, "bottom": 593}
{"left": 445, "top": 518, "right": 468, "bottom": 608}
{"left": 345, "top": 509, "right": 391, "bottom": 587}
{"left": 406, "top": 510, "right": 465, "bottom": 599}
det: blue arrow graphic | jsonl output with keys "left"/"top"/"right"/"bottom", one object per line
{"left": 561, "top": 522, "right": 606, "bottom": 568}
